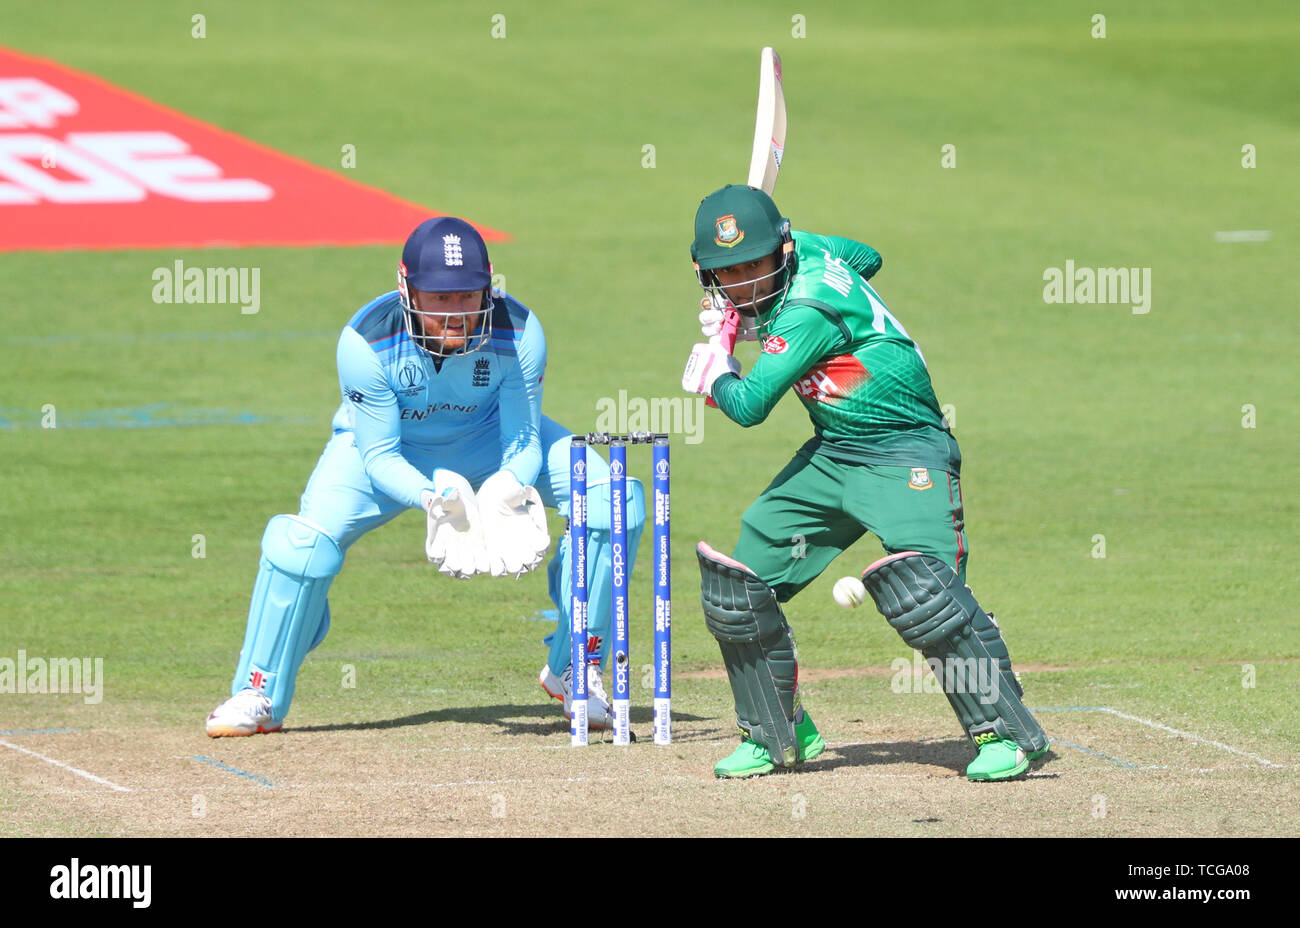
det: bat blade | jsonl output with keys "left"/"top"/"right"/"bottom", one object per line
{"left": 714, "top": 46, "right": 787, "bottom": 393}
{"left": 746, "top": 46, "right": 786, "bottom": 196}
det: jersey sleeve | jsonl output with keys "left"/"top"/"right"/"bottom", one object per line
{"left": 496, "top": 310, "right": 546, "bottom": 486}
{"left": 711, "top": 304, "right": 845, "bottom": 426}
{"left": 824, "top": 235, "right": 882, "bottom": 281}
{"left": 336, "top": 326, "right": 434, "bottom": 510}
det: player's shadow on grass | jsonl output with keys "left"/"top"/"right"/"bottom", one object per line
{"left": 811, "top": 738, "right": 1055, "bottom": 776}
{"left": 294, "top": 704, "right": 710, "bottom": 739}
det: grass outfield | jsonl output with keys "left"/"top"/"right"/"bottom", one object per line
{"left": 1, "top": 1, "right": 1296, "bottom": 837}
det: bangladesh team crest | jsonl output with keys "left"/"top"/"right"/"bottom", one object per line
{"left": 714, "top": 214, "right": 745, "bottom": 248}
{"left": 908, "top": 467, "right": 933, "bottom": 490}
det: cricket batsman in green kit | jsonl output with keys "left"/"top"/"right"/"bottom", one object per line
{"left": 680, "top": 185, "right": 1049, "bottom": 781}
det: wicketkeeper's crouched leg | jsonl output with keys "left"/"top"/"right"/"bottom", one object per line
{"left": 535, "top": 418, "right": 647, "bottom": 677}
{"left": 231, "top": 514, "right": 343, "bottom": 725}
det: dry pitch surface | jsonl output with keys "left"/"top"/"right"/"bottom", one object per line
{"left": 3, "top": 684, "right": 1295, "bottom": 838}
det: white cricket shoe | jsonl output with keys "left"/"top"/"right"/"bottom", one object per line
{"left": 206, "top": 687, "right": 281, "bottom": 737}
{"left": 539, "top": 663, "right": 612, "bottom": 730}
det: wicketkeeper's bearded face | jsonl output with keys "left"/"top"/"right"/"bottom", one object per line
{"left": 408, "top": 288, "right": 487, "bottom": 355}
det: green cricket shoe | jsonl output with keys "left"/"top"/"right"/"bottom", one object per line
{"left": 966, "top": 732, "right": 1030, "bottom": 781}
{"left": 714, "top": 713, "right": 826, "bottom": 779}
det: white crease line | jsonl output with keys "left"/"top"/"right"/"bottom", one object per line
{"left": 1213, "top": 230, "right": 1271, "bottom": 243}
{"left": 279, "top": 775, "right": 630, "bottom": 790}
{"left": 1096, "top": 708, "right": 1281, "bottom": 768}
{"left": 5, "top": 762, "right": 1298, "bottom": 797}
{"left": 0, "top": 738, "right": 131, "bottom": 792}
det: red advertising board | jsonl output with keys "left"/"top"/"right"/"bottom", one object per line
{"left": 0, "top": 47, "right": 506, "bottom": 252}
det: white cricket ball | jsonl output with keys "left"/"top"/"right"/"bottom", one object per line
{"left": 832, "top": 576, "right": 867, "bottom": 609}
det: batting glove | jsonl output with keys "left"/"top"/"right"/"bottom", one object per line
{"left": 698, "top": 295, "right": 758, "bottom": 342}
{"left": 681, "top": 337, "right": 741, "bottom": 396}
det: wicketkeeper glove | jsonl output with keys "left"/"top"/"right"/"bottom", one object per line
{"left": 476, "top": 470, "right": 551, "bottom": 578}
{"left": 423, "top": 470, "right": 491, "bottom": 580}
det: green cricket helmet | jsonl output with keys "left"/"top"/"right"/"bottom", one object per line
{"left": 690, "top": 184, "right": 794, "bottom": 325}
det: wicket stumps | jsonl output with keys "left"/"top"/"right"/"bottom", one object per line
{"left": 570, "top": 432, "right": 671, "bottom": 747}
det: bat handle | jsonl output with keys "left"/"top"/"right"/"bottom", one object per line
{"left": 718, "top": 307, "right": 741, "bottom": 354}
{"left": 705, "top": 310, "right": 741, "bottom": 409}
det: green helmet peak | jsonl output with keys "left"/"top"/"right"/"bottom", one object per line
{"left": 691, "top": 185, "right": 790, "bottom": 270}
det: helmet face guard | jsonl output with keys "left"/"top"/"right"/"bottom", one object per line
{"left": 397, "top": 268, "right": 493, "bottom": 358}
{"left": 397, "top": 216, "right": 495, "bottom": 358}
{"left": 694, "top": 235, "right": 795, "bottom": 332}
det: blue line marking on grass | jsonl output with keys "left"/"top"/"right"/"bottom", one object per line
{"left": 3, "top": 330, "right": 335, "bottom": 346}
{"left": 1047, "top": 738, "right": 1140, "bottom": 769}
{"left": 0, "top": 403, "right": 319, "bottom": 430}
{"left": 193, "top": 755, "right": 274, "bottom": 787}
{"left": 0, "top": 728, "right": 74, "bottom": 735}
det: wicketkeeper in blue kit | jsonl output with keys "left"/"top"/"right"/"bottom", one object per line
{"left": 206, "top": 217, "right": 645, "bottom": 736}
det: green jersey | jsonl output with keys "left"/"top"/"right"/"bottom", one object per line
{"left": 711, "top": 230, "right": 960, "bottom": 473}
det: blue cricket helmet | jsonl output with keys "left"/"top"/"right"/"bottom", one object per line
{"left": 397, "top": 216, "right": 494, "bottom": 357}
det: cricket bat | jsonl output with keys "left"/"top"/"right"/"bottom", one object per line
{"left": 717, "top": 46, "right": 786, "bottom": 355}
{"left": 705, "top": 47, "right": 786, "bottom": 409}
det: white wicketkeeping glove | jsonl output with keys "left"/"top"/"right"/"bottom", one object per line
{"left": 476, "top": 470, "right": 551, "bottom": 578}
{"left": 681, "top": 336, "right": 741, "bottom": 396}
{"left": 698, "top": 295, "right": 759, "bottom": 342}
{"left": 423, "top": 470, "right": 490, "bottom": 580}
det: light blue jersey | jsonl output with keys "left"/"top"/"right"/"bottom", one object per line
{"left": 334, "top": 289, "right": 546, "bottom": 510}
{"left": 225, "top": 287, "right": 645, "bottom": 729}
